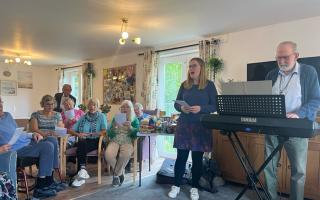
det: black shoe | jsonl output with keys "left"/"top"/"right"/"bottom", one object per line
{"left": 33, "top": 187, "right": 57, "bottom": 199}
{"left": 119, "top": 174, "right": 124, "bottom": 186}
{"left": 48, "top": 181, "right": 68, "bottom": 192}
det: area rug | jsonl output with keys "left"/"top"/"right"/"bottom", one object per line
{"left": 74, "top": 175, "right": 268, "bottom": 200}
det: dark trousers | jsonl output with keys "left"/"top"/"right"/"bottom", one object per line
{"left": 75, "top": 138, "right": 99, "bottom": 171}
{"left": 174, "top": 149, "right": 204, "bottom": 188}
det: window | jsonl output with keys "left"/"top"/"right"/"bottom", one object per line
{"left": 156, "top": 47, "right": 199, "bottom": 158}
{"left": 158, "top": 47, "right": 199, "bottom": 116}
{"left": 61, "top": 67, "right": 83, "bottom": 107}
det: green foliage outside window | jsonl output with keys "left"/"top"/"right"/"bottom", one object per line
{"left": 164, "top": 63, "right": 182, "bottom": 116}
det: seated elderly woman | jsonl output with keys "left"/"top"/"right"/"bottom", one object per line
{"left": 105, "top": 100, "right": 139, "bottom": 187}
{"left": 61, "top": 98, "right": 84, "bottom": 147}
{"left": 68, "top": 99, "right": 107, "bottom": 187}
{"left": 0, "top": 96, "right": 62, "bottom": 199}
{"left": 61, "top": 97, "right": 84, "bottom": 129}
{"left": 29, "top": 94, "right": 64, "bottom": 137}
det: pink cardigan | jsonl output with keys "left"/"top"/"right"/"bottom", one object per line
{"left": 61, "top": 109, "right": 85, "bottom": 129}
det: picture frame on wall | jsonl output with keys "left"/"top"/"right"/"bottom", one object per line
{"left": 0, "top": 80, "right": 17, "bottom": 96}
{"left": 103, "top": 64, "right": 136, "bottom": 104}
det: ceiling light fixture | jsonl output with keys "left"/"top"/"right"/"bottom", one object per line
{"left": 2, "top": 54, "right": 32, "bottom": 66}
{"left": 119, "top": 18, "right": 141, "bottom": 45}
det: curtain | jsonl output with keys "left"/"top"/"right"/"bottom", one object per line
{"left": 199, "top": 38, "right": 223, "bottom": 93}
{"left": 82, "top": 64, "right": 90, "bottom": 105}
{"left": 57, "top": 66, "right": 63, "bottom": 93}
{"left": 142, "top": 49, "right": 159, "bottom": 110}
{"left": 199, "top": 39, "right": 215, "bottom": 80}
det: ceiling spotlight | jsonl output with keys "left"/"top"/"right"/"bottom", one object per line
{"left": 119, "top": 38, "right": 126, "bottom": 45}
{"left": 4, "top": 59, "right": 9, "bottom": 63}
{"left": 15, "top": 57, "right": 21, "bottom": 63}
{"left": 132, "top": 37, "right": 141, "bottom": 45}
{"left": 121, "top": 31, "right": 129, "bottom": 39}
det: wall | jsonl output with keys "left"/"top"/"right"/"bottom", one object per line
{"left": 216, "top": 16, "right": 320, "bottom": 82}
{"left": 0, "top": 64, "right": 57, "bottom": 118}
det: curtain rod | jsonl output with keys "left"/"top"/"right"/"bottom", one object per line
{"left": 55, "top": 65, "right": 82, "bottom": 71}
{"left": 138, "top": 43, "right": 201, "bottom": 56}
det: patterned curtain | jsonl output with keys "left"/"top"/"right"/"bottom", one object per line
{"left": 82, "top": 64, "right": 89, "bottom": 105}
{"left": 142, "top": 49, "right": 159, "bottom": 110}
{"left": 199, "top": 39, "right": 214, "bottom": 80}
{"left": 57, "top": 66, "right": 63, "bottom": 93}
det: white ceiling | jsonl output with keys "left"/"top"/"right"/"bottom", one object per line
{"left": 1, "top": 0, "right": 320, "bottom": 66}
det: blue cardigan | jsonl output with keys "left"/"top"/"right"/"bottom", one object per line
{"left": 266, "top": 63, "right": 320, "bottom": 121}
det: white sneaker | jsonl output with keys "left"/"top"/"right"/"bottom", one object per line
{"left": 168, "top": 186, "right": 180, "bottom": 198}
{"left": 77, "top": 169, "right": 90, "bottom": 179}
{"left": 190, "top": 188, "right": 199, "bottom": 200}
{"left": 71, "top": 179, "right": 85, "bottom": 187}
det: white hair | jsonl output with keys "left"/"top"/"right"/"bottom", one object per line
{"left": 134, "top": 103, "right": 143, "bottom": 111}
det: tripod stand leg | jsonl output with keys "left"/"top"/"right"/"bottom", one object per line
{"left": 227, "top": 132, "right": 264, "bottom": 200}
{"left": 233, "top": 132, "right": 273, "bottom": 200}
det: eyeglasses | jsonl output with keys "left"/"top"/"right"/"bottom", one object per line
{"left": 275, "top": 53, "right": 295, "bottom": 61}
{"left": 189, "top": 64, "right": 198, "bottom": 68}
{"left": 44, "top": 103, "right": 54, "bottom": 106}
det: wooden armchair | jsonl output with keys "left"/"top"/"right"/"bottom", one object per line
{"left": 63, "top": 134, "right": 107, "bottom": 184}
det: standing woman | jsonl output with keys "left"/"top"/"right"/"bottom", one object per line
{"left": 168, "top": 57, "right": 217, "bottom": 200}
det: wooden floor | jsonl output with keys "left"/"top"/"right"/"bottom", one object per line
{"left": 18, "top": 158, "right": 163, "bottom": 200}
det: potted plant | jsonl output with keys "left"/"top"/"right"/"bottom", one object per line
{"left": 78, "top": 104, "right": 87, "bottom": 112}
{"left": 85, "top": 63, "right": 96, "bottom": 78}
{"left": 100, "top": 103, "right": 111, "bottom": 114}
{"left": 208, "top": 57, "right": 224, "bottom": 81}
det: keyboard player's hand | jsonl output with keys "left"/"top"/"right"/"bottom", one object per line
{"left": 286, "top": 112, "right": 299, "bottom": 118}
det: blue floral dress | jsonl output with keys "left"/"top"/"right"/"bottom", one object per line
{"left": 0, "top": 171, "right": 16, "bottom": 200}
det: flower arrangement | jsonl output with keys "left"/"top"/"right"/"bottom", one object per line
{"left": 78, "top": 104, "right": 87, "bottom": 112}
{"left": 100, "top": 104, "right": 111, "bottom": 114}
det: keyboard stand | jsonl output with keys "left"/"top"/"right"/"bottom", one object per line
{"left": 221, "top": 130, "right": 288, "bottom": 200}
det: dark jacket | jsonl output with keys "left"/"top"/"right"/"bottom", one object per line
{"left": 266, "top": 63, "right": 320, "bottom": 121}
{"left": 54, "top": 93, "right": 77, "bottom": 112}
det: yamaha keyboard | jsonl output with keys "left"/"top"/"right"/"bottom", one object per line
{"left": 201, "top": 114, "right": 319, "bottom": 138}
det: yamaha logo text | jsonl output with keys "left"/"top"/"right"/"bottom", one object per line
{"left": 240, "top": 117, "right": 257, "bottom": 123}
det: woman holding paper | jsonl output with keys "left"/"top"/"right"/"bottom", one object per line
{"left": 29, "top": 94, "right": 64, "bottom": 137}
{"left": 168, "top": 57, "right": 217, "bottom": 200}
{"left": 0, "top": 96, "right": 63, "bottom": 198}
{"left": 105, "top": 100, "right": 139, "bottom": 187}
{"left": 68, "top": 99, "right": 107, "bottom": 187}
{"left": 61, "top": 98, "right": 84, "bottom": 129}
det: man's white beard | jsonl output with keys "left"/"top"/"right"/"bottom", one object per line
{"left": 279, "top": 63, "right": 294, "bottom": 72}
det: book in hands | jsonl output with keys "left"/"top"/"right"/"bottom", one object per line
{"left": 115, "top": 113, "right": 127, "bottom": 126}
{"left": 174, "top": 100, "right": 191, "bottom": 108}
{"left": 8, "top": 127, "right": 24, "bottom": 145}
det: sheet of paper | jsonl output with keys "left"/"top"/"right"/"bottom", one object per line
{"left": 8, "top": 127, "right": 24, "bottom": 145}
{"left": 55, "top": 126, "right": 68, "bottom": 136}
{"left": 174, "top": 100, "right": 190, "bottom": 108}
{"left": 115, "top": 113, "right": 127, "bottom": 125}
{"left": 65, "top": 109, "right": 75, "bottom": 119}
